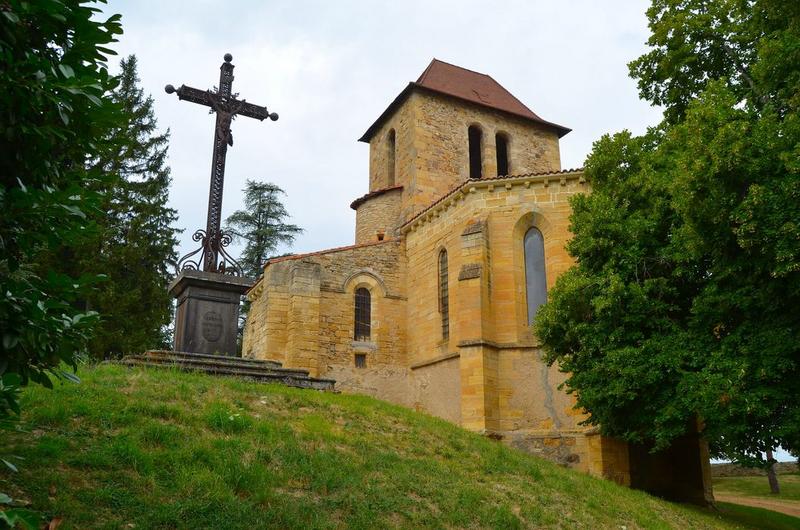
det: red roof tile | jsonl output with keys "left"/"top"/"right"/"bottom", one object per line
{"left": 265, "top": 239, "right": 397, "bottom": 265}
{"left": 359, "top": 59, "right": 570, "bottom": 142}
{"left": 349, "top": 185, "right": 403, "bottom": 210}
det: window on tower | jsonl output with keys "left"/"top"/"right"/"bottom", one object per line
{"left": 468, "top": 125, "right": 482, "bottom": 179}
{"left": 387, "top": 129, "right": 396, "bottom": 186}
{"left": 496, "top": 133, "right": 509, "bottom": 176}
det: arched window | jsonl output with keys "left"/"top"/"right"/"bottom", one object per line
{"left": 496, "top": 133, "right": 509, "bottom": 176}
{"left": 524, "top": 227, "right": 547, "bottom": 325}
{"left": 468, "top": 125, "right": 482, "bottom": 179}
{"left": 387, "top": 129, "right": 396, "bottom": 186}
{"left": 438, "top": 249, "right": 449, "bottom": 340}
{"left": 354, "top": 287, "right": 371, "bottom": 341}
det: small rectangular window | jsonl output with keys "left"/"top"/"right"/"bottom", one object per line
{"left": 355, "top": 353, "right": 367, "bottom": 368}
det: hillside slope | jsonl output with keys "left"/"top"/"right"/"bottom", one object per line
{"left": 0, "top": 364, "right": 787, "bottom": 529}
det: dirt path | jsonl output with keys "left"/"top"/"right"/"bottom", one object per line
{"left": 715, "top": 493, "right": 800, "bottom": 518}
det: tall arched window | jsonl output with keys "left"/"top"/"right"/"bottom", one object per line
{"left": 524, "top": 227, "right": 547, "bottom": 325}
{"left": 354, "top": 287, "right": 371, "bottom": 341}
{"left": 468, "top": 125, "right": 482, "bottom": 179}
{"left": 387, "top": 129, "right": 396, "bottom": 186}
{"left": 438, "top": 249, "right": 449, "bottom": 340}
{"left": 496, "top": 133, "right": 509, "bottom": 176}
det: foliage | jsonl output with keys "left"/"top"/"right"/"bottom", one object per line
{"left": 224, "top": 180, "right": 302, "bottom": 278}
{"left": 536, "top": 0, "right": 800, "bottom": 462}
{"left": 84, "top": 54, "right": 179, "bottom": 357}
{"left": 0, "top": 0, "right": 122, "bottom": 406}
{"left": 0, "top": 364, "right": 778, "bottom": 529}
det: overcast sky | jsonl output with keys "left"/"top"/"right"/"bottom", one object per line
{"left": 103, "top": 0, "right": 663, "bottom": 257}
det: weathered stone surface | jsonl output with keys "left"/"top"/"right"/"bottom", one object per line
{"left": 170, "top": 270, "right": 253, "bottom": 357}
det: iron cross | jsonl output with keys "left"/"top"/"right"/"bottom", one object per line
{"left": 166, "top": 53, "right": 278, "bottom": 275}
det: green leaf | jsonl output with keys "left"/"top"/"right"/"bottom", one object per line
{"left": 0, "top": 493, "right": 11, "bottom": 504}
{"left": 60, "top": 204, "right": 85, "bottom": 218}
{"left": 0, "top": 508, "right": 44, "bottom": 529}
{"left": 57, "top": 106, "right": 70, "bottom": 125}
{"left": 58, "top": 64, "right": 75, "bottom": 79}
{"left": 59, "top": 370, "right": 81, "bottom": 384}
{"left": 2, "top": 334, "right": 18, "bottom": 350}
{"left": 2, "top": 459, "right": 18, "bottom": 472}
{"left": 2, "top": 11, "right": 20, "bottom": 24}
{"left": 1, "top": 373, "right": 21, "bottom": 387}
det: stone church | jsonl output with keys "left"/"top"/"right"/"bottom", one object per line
{"left": 242, "top": 59, "right": 712, "bottom": 503}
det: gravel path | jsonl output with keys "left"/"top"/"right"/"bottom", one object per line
{"left": 716, "top": 493, "right": 800, "bottom": 518}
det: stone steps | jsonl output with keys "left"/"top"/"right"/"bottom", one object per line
{"left": 132, "top": 350, "right": 299, "bottom": 374}
{"left": 118, "top": 350, "right": 335, "bottom": 391}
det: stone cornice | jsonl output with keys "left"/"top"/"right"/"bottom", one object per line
{"left": 410, "top": 351, "right": 461, "bottom": 370}
{"left": 400, "top": 169, "right": 586, "bottom": 235}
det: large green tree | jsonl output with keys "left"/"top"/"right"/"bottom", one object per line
{"left": 225, "top": 180, "right": 302, "bottom": 278}
{"left": 85, "top": 54, "right": 179, "bottom": 357}
{"left": 0, "top": 0, "right": 122, "bottom": 403}
{"left": 536, "top": 0, "right": 799, "bottom": 466}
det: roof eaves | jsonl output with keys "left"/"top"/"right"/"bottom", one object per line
{"left": 399, "top": 168, "right": 585, "bottom": 231}
{"left": 358, "top": 83, "right": 415, "bottom": 143}
{"left": 359, "top": 82, "right": 571, "bottom": 143}
{"left": 350, "top": 185, "right": 404, "bottom": 210}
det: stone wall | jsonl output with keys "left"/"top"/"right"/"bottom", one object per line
{"left": 403, "top": 171, "right": 588, "bottom": 365}
{"left": 244, "top": 239, "right": 407, "bottom": 381}
{"left": 368, "top": 98, "right": 415, "bottom": 192}
{"left": 367, "top": 90, "right": 563, "bottom": 225}
{"left": 410, "top": 354, "right": 462, "bottom": 424}
{"left": 353, "top": 187, "right": 403, "bottom": 244}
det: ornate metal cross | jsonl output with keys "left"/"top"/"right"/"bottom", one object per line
{"left": 166, "top": 53, "right": 278, "bottom": 276}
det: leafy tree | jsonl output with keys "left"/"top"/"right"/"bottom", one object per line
{"left": 224, "top": 180, "right": 302, "bottom": 278}
{"left": 536, "top": 0, "right": 799, "bottom": 472}
{"left": 84, "top": 54, "right": 179, "bottom": 358}
{"left": 0, "top": 0, "right": 122, "bottom": 521}
{"left": 0, "top": 0, "right": 122, "bottom": 394}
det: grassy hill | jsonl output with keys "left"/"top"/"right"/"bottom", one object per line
{"left": 0, "top": 364, "right": 796, "bottom": 529}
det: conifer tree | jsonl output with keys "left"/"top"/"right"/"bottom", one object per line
{"left": 85, "top": 55, "right": 180, "bottom": 357}
{"left": 225, "top": 180, "right": 302, "bottom": 278}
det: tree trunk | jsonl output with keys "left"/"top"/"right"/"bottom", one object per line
{"left": 766, "top": 449, "right": 780, "bottom": 494}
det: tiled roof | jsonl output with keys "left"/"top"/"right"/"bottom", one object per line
{"left": 349, "top": 185, "right": 403, "bottom": 210}
{"left": 359, "top": 59, "right": 570, "bottom": 142}
{"left": 265, "top": 239, "right": 397, "bottom": 265}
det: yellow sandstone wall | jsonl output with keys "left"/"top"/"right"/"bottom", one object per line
{"left": 367, "top": 91, "right": 563, "bottom": 224}
{"left": 244, "top": 239, "right": 408, "bottom": 386}
{"left": 353, "top": 188, "right": 403, "bottom": 244}
{"left": 401, "top": 171, "right": 620, "bottom": 472}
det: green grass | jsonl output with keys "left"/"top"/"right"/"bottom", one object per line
{"left": 715, "top": 503, "right": 800, "bottom": 530}
{"left": 0, "top": 363, "right": 796, "bottom": 529}
{"left": 714, "top": 474, "right": 800, "bottom": 502}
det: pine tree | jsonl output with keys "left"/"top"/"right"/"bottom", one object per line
{"left": 225, "top": 181, "right": 303, "bottom": 278}
{"left": 86, "top": 55, "right": 180, "bottom": 357}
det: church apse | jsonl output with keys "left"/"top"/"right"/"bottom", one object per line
{"left": 242, "top": 58, "right": 713, "bottom": 504}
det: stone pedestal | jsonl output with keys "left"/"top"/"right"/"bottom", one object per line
{"left": 169, "top": 270, "right": 254, "bottom": 357}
